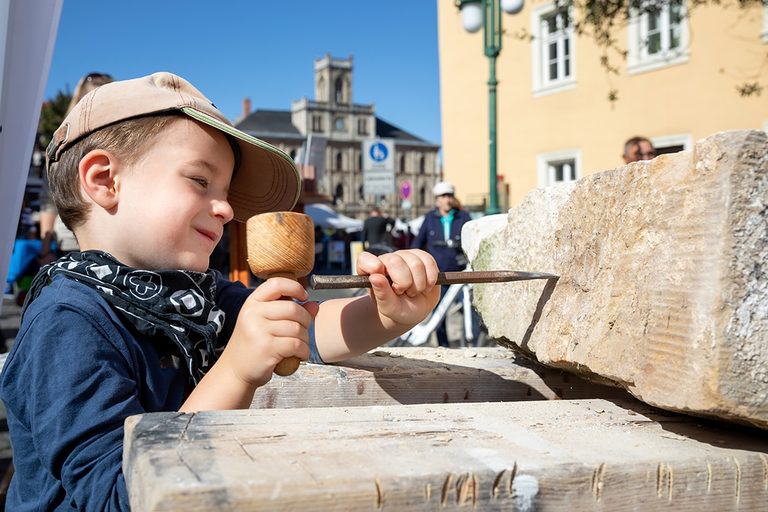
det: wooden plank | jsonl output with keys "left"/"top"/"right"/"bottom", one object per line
{"left": 124, "top": 399, "right": 768, "bottom": 511}
{"left": 252, "top": 347, "right": 629, "bottom": 409}
{"left": 464, "top": 130, "right": 768, "bottom": 429}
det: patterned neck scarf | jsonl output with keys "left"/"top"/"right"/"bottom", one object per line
{"left": 23, "top": 250, "right": 226, "bottom": 384}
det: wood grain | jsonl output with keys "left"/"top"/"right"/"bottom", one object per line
{"left": 125, "top": 398, "right": 768, "bottom": 511}
{"left": 251, "top": 347, "right": 628, "bottom": 409}
{"left": 246, "top": 212, "right": 314, "bottom": 376}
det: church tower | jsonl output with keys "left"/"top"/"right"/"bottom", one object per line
{"left": 315, "top": 53, "right": 352, "bottom": 106}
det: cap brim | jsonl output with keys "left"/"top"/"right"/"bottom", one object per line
{"left": 182, "top": 107, "right": 302, "bottom": 222}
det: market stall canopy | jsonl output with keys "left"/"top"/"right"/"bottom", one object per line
{"left": 305, "top": 204, "right": 363, "bottom": 233}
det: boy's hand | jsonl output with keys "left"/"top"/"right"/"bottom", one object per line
{"left": 356, "top": 249, "right": 440, "bottom": 329}
{"left": 218, "top": 278, "right": 319, "bottom": 388}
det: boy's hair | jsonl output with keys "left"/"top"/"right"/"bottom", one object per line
{"left": 46, "top": 72, "right": 302, "bottom": 223}
{"left": 48, "top": 114, "right": 182, "bottom": 230}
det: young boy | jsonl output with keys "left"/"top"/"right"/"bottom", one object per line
{"left": 0, "top": 72, "right": 439, "bottom": 511}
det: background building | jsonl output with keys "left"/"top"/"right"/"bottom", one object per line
{"left": 438, "top": 0, "right": 768, "bottom": 210}
{"left": 236, "top": 54, "right": 441, "bottom": 219}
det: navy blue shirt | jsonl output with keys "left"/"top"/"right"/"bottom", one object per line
{"left": 411, "top": 208, "right": 472, "bottom": 272}
{"left": 0, "top": 274, "right": 254, "bottom": 510}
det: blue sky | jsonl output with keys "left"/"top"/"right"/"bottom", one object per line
{"left": 44, "top": 0, "right": 442, "bottom": 145}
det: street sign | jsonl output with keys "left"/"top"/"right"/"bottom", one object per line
{"left": 362, "top": 138, "right": 395, "bottom": 196}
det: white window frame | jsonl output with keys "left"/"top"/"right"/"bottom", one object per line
{"left": 627, "top": 0, "right": 689, "bottom": 75}
{"left": 763, "top": 4, "right": 768, "bottom": 43}
{"left": 531, "top": 2, "right": 576, "bottom": 97}
{"left": 650, "top": 133, "right": 692, "bottom": 154}
{"left": 537, "top": 149, "right": 582, "bottom": 187}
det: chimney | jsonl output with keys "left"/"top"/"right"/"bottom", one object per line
{"left": 242, "top": 97, "right": 252, "bottom": 119}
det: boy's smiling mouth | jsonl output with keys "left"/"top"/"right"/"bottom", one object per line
{"left": 195, "top": 228, "right": 218, "bottom": 243}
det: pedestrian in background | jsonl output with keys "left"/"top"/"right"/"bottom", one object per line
{"left": 622, "top": 136, "right": 656, "bottom": 164}
{"left": 411, "top": 181, "right": 471, "bottom": 347}
{"left": 39, "top": 72, "right": 114, "bottom": 255}
{"left": 362, "top": 206, "right": 395, "bottom": 256}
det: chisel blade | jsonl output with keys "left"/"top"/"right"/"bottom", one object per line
{"left": 310, "top": 270, "right": 558, "bottom": 290}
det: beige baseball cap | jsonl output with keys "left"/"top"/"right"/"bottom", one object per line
{"left": 46, "top": 71, "right": 301, "bottom": 222}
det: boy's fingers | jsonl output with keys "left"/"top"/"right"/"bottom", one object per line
{"left": 257, "top": 300, "right": 315, "bottom": 330}
{"left": 410, "top": 249, "right": 440, "bottom": 288}
{"left": 368, "top": 272, "right": 397, "bottom": 305}
{"left": 355, "top": 251, "right": 387, "bottom": 277}
{"left": 271, "top": 337, "right": 311, "bottom": 362}
{"left": 249, "top": 277, "right": 308, "bottom": 302}
{"left": 264, "top": 319, "right": 310, "bottom": 340}
{"left": 387, "top": 250, "right": 428, "bottom": 297}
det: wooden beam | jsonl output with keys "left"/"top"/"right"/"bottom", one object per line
{"left": 252, "top": 347, "right": 628, "bottom": 409}
{"left": 124, "top": 398, "right": 768, "bottom": 511}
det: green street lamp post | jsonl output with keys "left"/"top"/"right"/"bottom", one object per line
{"left": 456, "top": 0, "right": 524, "bottom": 215}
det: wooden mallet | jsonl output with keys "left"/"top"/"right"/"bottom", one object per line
{"left": 246, "top": 212, "right": 315, "bottom": 376}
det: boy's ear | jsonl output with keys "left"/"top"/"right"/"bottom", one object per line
{"left": 79, "top": 150, "right": 121, "bottom": 210}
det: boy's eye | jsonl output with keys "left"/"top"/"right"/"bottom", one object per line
{"left": 191, "top": 177, "right": 209, "bottom": 188}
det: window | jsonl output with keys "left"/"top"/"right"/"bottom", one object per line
{"left": 357, "top": 118, "right": 368, "bottom": 136}
{"left": 399, "top": 154, "right": 406, "bottom": 173}
{"left": 311, "top": 115, "right": 323, "bottom": 132}
{"left": 650, "top": 133, "right": 692, "bottom": 156}
{"left": 627, "top": 0, "right": 688, "bottom": 74}
{"left": 419, "top": 186, "right": 426, "bottom": 206}
{"left": 316, "top": 77, "right": 326, "bottom": 101}
{"left": 419, "top": 155, "right": 426, "bottom": 175}
{"left": 335, "top": 151, "right": 343, "bottom": 170}
{"left": 334, "top": 77, "right": 346, "bottom": 104}
{"left": 532, "top": 3, "right": 575, "bottom": 96}
{"left": 763, "top": 4, "right": 768, "bottom": 43}
{"left": 334, "top": 117, "right": 346, "bottom": 132}
{"left": 333, "top": 183, "right": 344, "bottom": 205}
{"left": 537, "top": 149, "right": 581, "bottom": 187}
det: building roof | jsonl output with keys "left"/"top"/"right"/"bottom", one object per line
{"left": 235, "top": 109, "right": 438, "bottom": 148}
{"left": 376, "top": 117, "right": 431, "bottom": 145}
{"left": 235, "top": 109, "right": 304, "bottom": 140}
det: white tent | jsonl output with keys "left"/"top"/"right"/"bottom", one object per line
{"left": 304, "top": 204, "right": 363, "bottom": 233}
{"left": 0, "top": 0, "right": 63, "bottom": 312}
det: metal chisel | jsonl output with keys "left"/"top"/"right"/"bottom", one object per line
{"left": 310, "top": 270, "right": 558, "bottom": 290}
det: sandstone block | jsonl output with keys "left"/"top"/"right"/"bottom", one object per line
{"left": 466, "top": 130, "right": 768, "bottom": 428}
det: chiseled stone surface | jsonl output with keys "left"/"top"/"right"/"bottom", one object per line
{"left": 465, "top": 130, "right": 768, "bottom": 429}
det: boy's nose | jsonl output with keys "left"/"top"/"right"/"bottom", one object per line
{"left": 212, "top": 198, "right": 234, "bottom": 223}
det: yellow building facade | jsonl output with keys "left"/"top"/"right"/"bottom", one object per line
{"left": 438, "top": 0, "right": 768, "bottom": 210}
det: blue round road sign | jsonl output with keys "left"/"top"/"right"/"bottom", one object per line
{"left": 369, "top": 142, "right": 388, "bottom": 162}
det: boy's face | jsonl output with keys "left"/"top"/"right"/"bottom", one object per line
{"left": 109, "top": 118, "right": 235, "bottom": 271}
